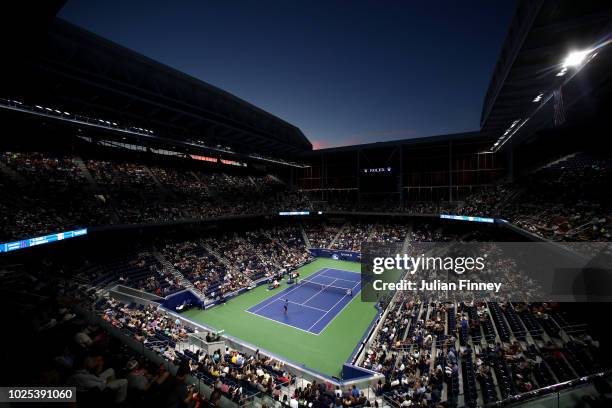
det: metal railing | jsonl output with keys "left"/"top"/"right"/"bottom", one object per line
{"left": 484, "top": 370, "right": 612, "bottom": 408}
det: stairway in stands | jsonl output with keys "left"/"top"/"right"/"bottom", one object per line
{"left": 375, "top": 295, "right": 601, "bottom": 408}
{"left": 262, "top": 230, "right": 291, "bottom": 255}
{"left": 151, "top": 250, "right": 206, "bottom": 300}
{"left": 73, "top": 157, "right": 99, "bottom": 191}
{"left": 73, "top": 156, "right": 121, "bottom": 224}
{"left": 495, "top": 187, "right": 524, "bottom": 212}
{"left": 328, "top": 222, "right": 348, "bottom": 248}
{"left": 199, "top": 240, "right": 252, "bottom": 285}
{"left": 401, "top": 223, "right": 413, "bottom": 253}
{"left": 253, "top": 232, "right": 283, "bottom": 269}
{"left": 299, "top": 223, "right": 311, "bottom": 249}
{"left": 143, "top": 164, "right": 173, "bottom": 197}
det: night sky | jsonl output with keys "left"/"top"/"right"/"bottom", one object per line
{"left": 59, "top": 1, "right": 516, "bottom": 149}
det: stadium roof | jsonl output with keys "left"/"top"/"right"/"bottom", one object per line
{"left": 300, "top": 131, "right": 489, "bottom": 156}
{"left": 4, "top": 1, "right": 611, "bottom": 160}
{"left": 2, "top": 17, "right": 312, "bottom": 158}
{"left": 481, "top": 0, "right": 612, "bottom": 151}
{"left": 309, "top": 0, "right": 612, "bottom": 157}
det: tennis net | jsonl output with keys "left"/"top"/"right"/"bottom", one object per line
{"left": 299, "top": 279, "right": 357, "bottom": 295}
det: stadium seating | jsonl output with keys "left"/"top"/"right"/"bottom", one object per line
{"left": 362, "top": 289, "right": 604, "bottom": 407}
{"left": 3, "top": 150, "right": 610, "bottom": 244}
{"left": 77, "top": 251, "right": 183, "bottom": 296}
{"left": 0, "top": 150, "right": 609, "bottom": 408}
{"left": 458, "top": 152, "right": 612, "bottom": 241}
{"left": 2, "top": 216, "right": 609, "bottom": 407}
{"left": 0, "top": 151, "right": 311, "bottom": 241}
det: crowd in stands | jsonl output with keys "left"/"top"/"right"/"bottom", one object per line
{"left": 99, "top": 299, "right": 375, "bottom": 407}
{"left": 86, "top": 159, "right": 301, "bottom": 224}
{"left": 457, "top": 153, "right": 612, "bottom": 241}
{"left": 3, "top": 150, "right": 611, "bottom": 243}
{"left": 3, "top": 252, "right": 353, "bottom": 407}
{"left": 0, "top": 257, "right": 216, "bottom": 408}
{"left": 331, "top": 222, "right": 373, "bottom": 251}
{"left": 2, "top": 148, "right": 611, "bottom": 407}
{"left": 205, "top": 227, "right": 311, "bottom": 282}
{"left": 162, "top": 239, "right": 249, "bottom": 297}
{"left": 63, "top": 222, "right": 335, "bottom": 302}
{"left": 86, "top": 160, "right": 185, "bottom": 224}
{"left": 360, "top": 293, "right": 604, "bottom": 407}
{"left": 0, "top": 152, "right": 113, "bottom": 241}
{"left": 368, "top": 223, "right": 408, "bottom": 244}
{"left": 310, "top": 220, "right": 410, "bottom": 251}
{"left": 202, "top": 233, "right": 271, "bottom": 282}
{"left": 2, "top": 214, "right": 610, "bottom": 407}
{"left": 158, "top": 226, "right": 311, "bottom": 299}
{"left": 64, "top": 219, "right": 552, "bottom": 308}
{"left": 77, "top": 251, "right": 184, "bottom": 297}
{"left": 267, "top": 226, "right": 311, "bottom": 268}
{"left": 0, "top": 151, "right": 310, "bottom": 241}
{"left": 150, "top": 167, "right": 301, "bottom": 220}
{"left": 305, "top": 222, "right": 342, "bottom": 249}
{"left": 302, "top": 153, "right": 612, "bottom": 242}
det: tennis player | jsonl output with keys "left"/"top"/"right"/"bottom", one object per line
{"left": 284, "top": 298, "right": 289, "bottom": 314}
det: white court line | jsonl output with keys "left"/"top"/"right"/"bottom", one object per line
{"left": 250, "top": 268, "right": 329, "bottom": 314}
{"left": 301, "top": 278, "right": 338, "bottom": 304}
{"left": 308, "top": 280, "right": 362, "bottom": 334}
{"left": 254, "top": 297, "right": 328, "bottom": 316}
{"left": 244, "top": 268, "right": 361, "bottom": 336}
{"left": 244, "top": 309, "right": 319, "bottom": 336}
{"left": 319, "top": 270, "right": 361, "bottom": 285}
{"left": 249, "top": 296, "right": 278, "bottom": 314}
{"left": 319, "top": 273, "right": 360, "bottom": 283}
{"left": 286, "top": 300, "right": 328, "bottom": 312}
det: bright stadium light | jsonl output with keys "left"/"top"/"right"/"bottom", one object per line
{"left": 562, "top": 49, "right": 590, "bottom": 68}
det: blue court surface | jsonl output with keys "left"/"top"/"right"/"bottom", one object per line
{"left": 246, "top": 268, "right": 362, "bottom": 335}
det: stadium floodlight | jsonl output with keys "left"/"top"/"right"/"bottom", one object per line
{"left": 562, "top": 49, "right": 590, "bottom": 68}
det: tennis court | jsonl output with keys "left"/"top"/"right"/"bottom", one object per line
{"left": 246, "top": 268, "right": 361, "bottom": 335}
{"left": 182, "top": 258, "right": 378, "bottom": 376}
